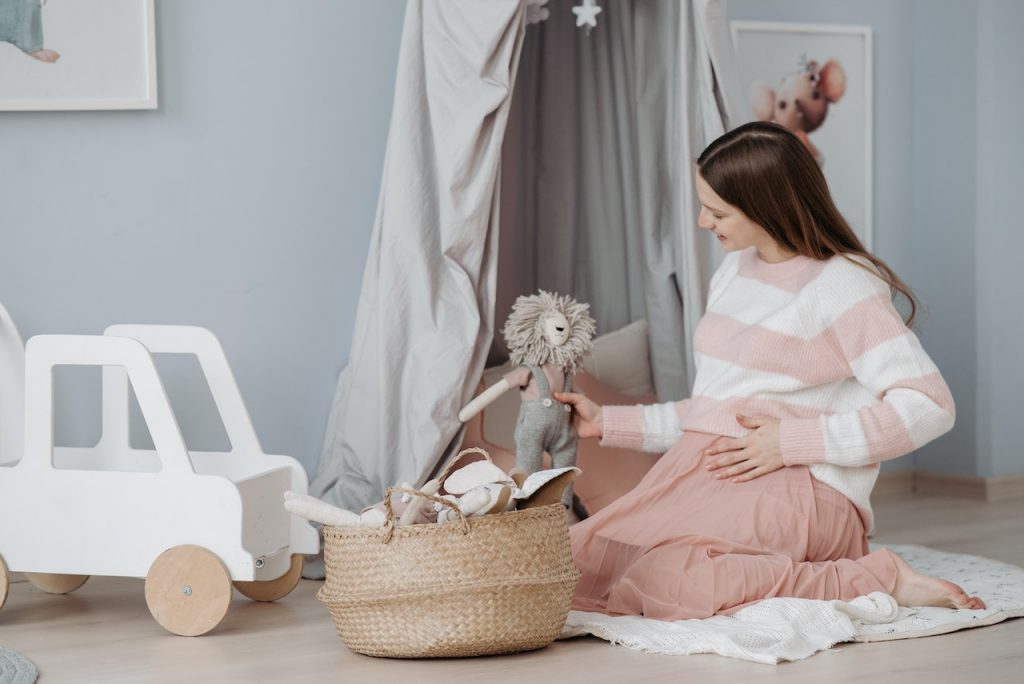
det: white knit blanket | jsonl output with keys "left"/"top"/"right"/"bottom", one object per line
{"left": 559, "top": 545, "right": 1024, "bottom": 664}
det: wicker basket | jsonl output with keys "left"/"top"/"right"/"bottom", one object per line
{"left": 317, "top": 449, "right": 581, "bottom": 658}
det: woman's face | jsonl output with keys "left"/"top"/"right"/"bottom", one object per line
{"left": 695, "top": 172, "right": 773, "bottom": 254}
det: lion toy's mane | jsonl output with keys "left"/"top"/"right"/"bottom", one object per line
{"left": 502, "top": 290, "right": 596, "bottom": 376}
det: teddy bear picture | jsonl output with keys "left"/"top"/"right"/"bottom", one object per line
{"left": 0, "top": 0, "right": 61, "bottom": 63}
{"left": 731, "top": 21, "right": 872, "bottom": 249}
{"left": 749, "top": 54, "right": 847, "bottom": 166}
{"left": 0, "top": 0, "right": 157, "bottom": 111}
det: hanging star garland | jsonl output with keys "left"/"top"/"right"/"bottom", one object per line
{"left": 572, "top": 0, "right": 602, "bottom": 32}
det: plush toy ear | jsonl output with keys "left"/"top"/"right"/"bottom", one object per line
{"left": 484, "top": 484, "right": 514, "bottom": 514}
{"left": 749, "top": 81, "right": 776, "bottom": 121}
{"left": 518, "top": 468, "right": 581, "bottom": 509}
{"left": 444, "top": 460, "right": 513, "bottom": 495}
{"left": 508, "top": 467, "right": 528, "bottom": 488}
{"left": 818, "top": 59, "right": 847, "bottom": 102}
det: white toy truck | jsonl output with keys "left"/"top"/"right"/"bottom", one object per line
{"left": 0, "top": 314, "right": 318, "bottom": 636}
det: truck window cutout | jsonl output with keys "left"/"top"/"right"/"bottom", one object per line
{"left": 128, "top": 353, "right": 231, "bottom": 453}
{"left": 53, "top": 365, "right": 102, "bottom": 449}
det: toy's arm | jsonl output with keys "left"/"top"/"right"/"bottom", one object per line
{"left": 398, "top": 478, "right": 440, "bottom": 525}
{"left": 458, "top": 378, "right": 513, "bottom": 423}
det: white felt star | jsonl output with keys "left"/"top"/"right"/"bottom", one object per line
{"left": 572, "top": 0, "right": 602, "bottom": 30}
{"left": 526, "top": 0, "right": 550, "bottom": 25}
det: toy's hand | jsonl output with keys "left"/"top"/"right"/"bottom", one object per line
{"left": 703, "top": 415, "right": 784, "bottom": 482}
{"left": 553, "top": 391, "right": 603, "bottom": 439}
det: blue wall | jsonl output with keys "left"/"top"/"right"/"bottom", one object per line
{"left": 0, "top": 0, "right": 406, "bottom": 471}
{"left": 908, "top": 0, "right": 978, "bottom": 476}
{"left": 3, "top": 0, "right": 1018, "bottom": 479}
{"left": 728, "top": 0, "right": 1022, "bottom": 478}
{"left": 974, "top": 0, "right": 1024, "bottom": 477}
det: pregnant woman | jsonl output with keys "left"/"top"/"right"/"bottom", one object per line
{"left": 556, "top": 121, "right": 984, "bottom": 620}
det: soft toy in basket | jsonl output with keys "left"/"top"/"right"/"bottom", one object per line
{"left": 293, "top": 449, "right": 581, "bottom": 658}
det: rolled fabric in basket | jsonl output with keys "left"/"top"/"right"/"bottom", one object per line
{"left": 283, "top": 491, "right": 385, "bottom": 528}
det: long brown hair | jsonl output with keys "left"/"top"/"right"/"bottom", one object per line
{"left": 696, "top": 121, "right": 917, "bottom": 326}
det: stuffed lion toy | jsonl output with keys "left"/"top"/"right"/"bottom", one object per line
{"left": 459, "top": 290, "right": 596, "bottom": 510}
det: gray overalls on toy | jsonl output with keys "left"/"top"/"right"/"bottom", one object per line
{"left": 513, "top": 364, "right": 578, "bottom": 507}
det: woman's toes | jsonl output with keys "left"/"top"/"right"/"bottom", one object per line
{"left": 949, "top": 590, "right": 988, "bottom": 610}
{"left": 954, "top": 590, "right": 974, "bottom": 608}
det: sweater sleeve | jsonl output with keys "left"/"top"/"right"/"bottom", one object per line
{"left": 779, "top": 261, "right": 955, "bottom": 467}
{"left": 599, "top": 399, "right": 692, "bottom": 453}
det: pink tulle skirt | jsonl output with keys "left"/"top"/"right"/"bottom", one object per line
{"left": 570, "top": 431, "right": 898, "bottom": 621}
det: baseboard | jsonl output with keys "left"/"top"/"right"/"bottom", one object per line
{"left": 874, "top": 469, "right": 1024, "bottom": 501}
{"left": 874, "top": 470, "right": 915, "bottom": 498}
{"left": 912, "top": 470, "right": 1024, "bottom": 502}
{"left": 986, "top": 474, "right": 1024, "bottom": 501}
{"left": 912, "top": 471, "right": 986, "bottom": 499}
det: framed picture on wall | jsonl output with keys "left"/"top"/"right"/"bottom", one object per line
{"left": 0, "top": 0, "right": 157, "bottom": 111}
{"left": 730, "top": 21, "right": 873, "bottom": 250}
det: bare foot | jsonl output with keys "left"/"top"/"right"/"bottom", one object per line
{"left": 891, "top": 552, "right": 986, "bottom": 610}
{"left": 28, "top": 49, "right": 60, "bottom": 63}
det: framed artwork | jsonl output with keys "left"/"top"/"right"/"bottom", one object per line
{"left": 0, "top": 0, "right": 157, "bottom": 111}
{"left": 730, "top": 21, "right": 873, "bottom": 250}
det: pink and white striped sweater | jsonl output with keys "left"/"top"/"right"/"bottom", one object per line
{"left": 600, "top": 246, "right": 955, "bottom": 532}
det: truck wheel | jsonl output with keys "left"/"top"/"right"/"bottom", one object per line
{"left": 0, "top": 555, "right": 9, "bottom": 611}
{"left": 233, "top": 554, "right": 303, "bottom": 602}
{"left": 145, "top": 545, "right": 231, "bottom": 636}
{"left": 25, "top": 573, "right": 89, "bottom": 594}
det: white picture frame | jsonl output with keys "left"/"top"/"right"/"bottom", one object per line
{"left": 730, "top": 21, "right": 873, "bottom": 250}
{"left": 0, "top": 0, "right": 157, "bottom": 111}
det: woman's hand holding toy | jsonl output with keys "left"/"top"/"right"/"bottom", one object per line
{"left": 553, "top": 391, "right": 603, "bottom": 439}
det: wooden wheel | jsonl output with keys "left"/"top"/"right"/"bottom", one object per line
{"left": 25, "top": 572, "right": 89, "bottom": 594}
{"left": 145, "top": 545, "right": 232, "bottom": 637}
{"left": 0, "top": 554, "right": 9, "bottom": 611}
{"left": 233, "top": 554, "right": 303, "bottom": 602}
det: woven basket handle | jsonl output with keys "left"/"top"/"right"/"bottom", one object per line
{"left": 383, "top": 486, "right": 470, "bottom": 543}
{"left": 435, "top": 446, "right": 492, "bottom": 486}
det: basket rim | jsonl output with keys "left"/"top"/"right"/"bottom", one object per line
{"left": 320, "top": 503, "right": 566, "bottom": 541}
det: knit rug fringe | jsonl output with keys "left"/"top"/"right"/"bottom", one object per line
{"left": 0, "top": 646, "right": 38, "bottom": 684}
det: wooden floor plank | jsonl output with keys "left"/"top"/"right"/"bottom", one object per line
{"left": 1, "top": 494, "right": 1022, "bottom": 683}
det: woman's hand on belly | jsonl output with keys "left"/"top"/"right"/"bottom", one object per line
{"left": 703, "top": 414, "right": 784, "bottom": 482}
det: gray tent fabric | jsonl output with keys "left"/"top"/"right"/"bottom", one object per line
{"left": 495, "top": 0, "right": 749, "bottom": 399}
{"left": 310, "top": 0, "right": 527, "bottom": 510}
{"left": 678, "top": 0, "right": 750, "bottom": 386}
{"left": 312, "top": 0, "right": 747, "bottom": 509}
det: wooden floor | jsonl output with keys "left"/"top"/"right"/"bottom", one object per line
{"left": 2, "top": 494, "right": 1023, "bottom": 683}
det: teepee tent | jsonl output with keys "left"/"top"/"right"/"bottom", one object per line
{"left": 310, "top": 0, "right": 748, "bottom": 511}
